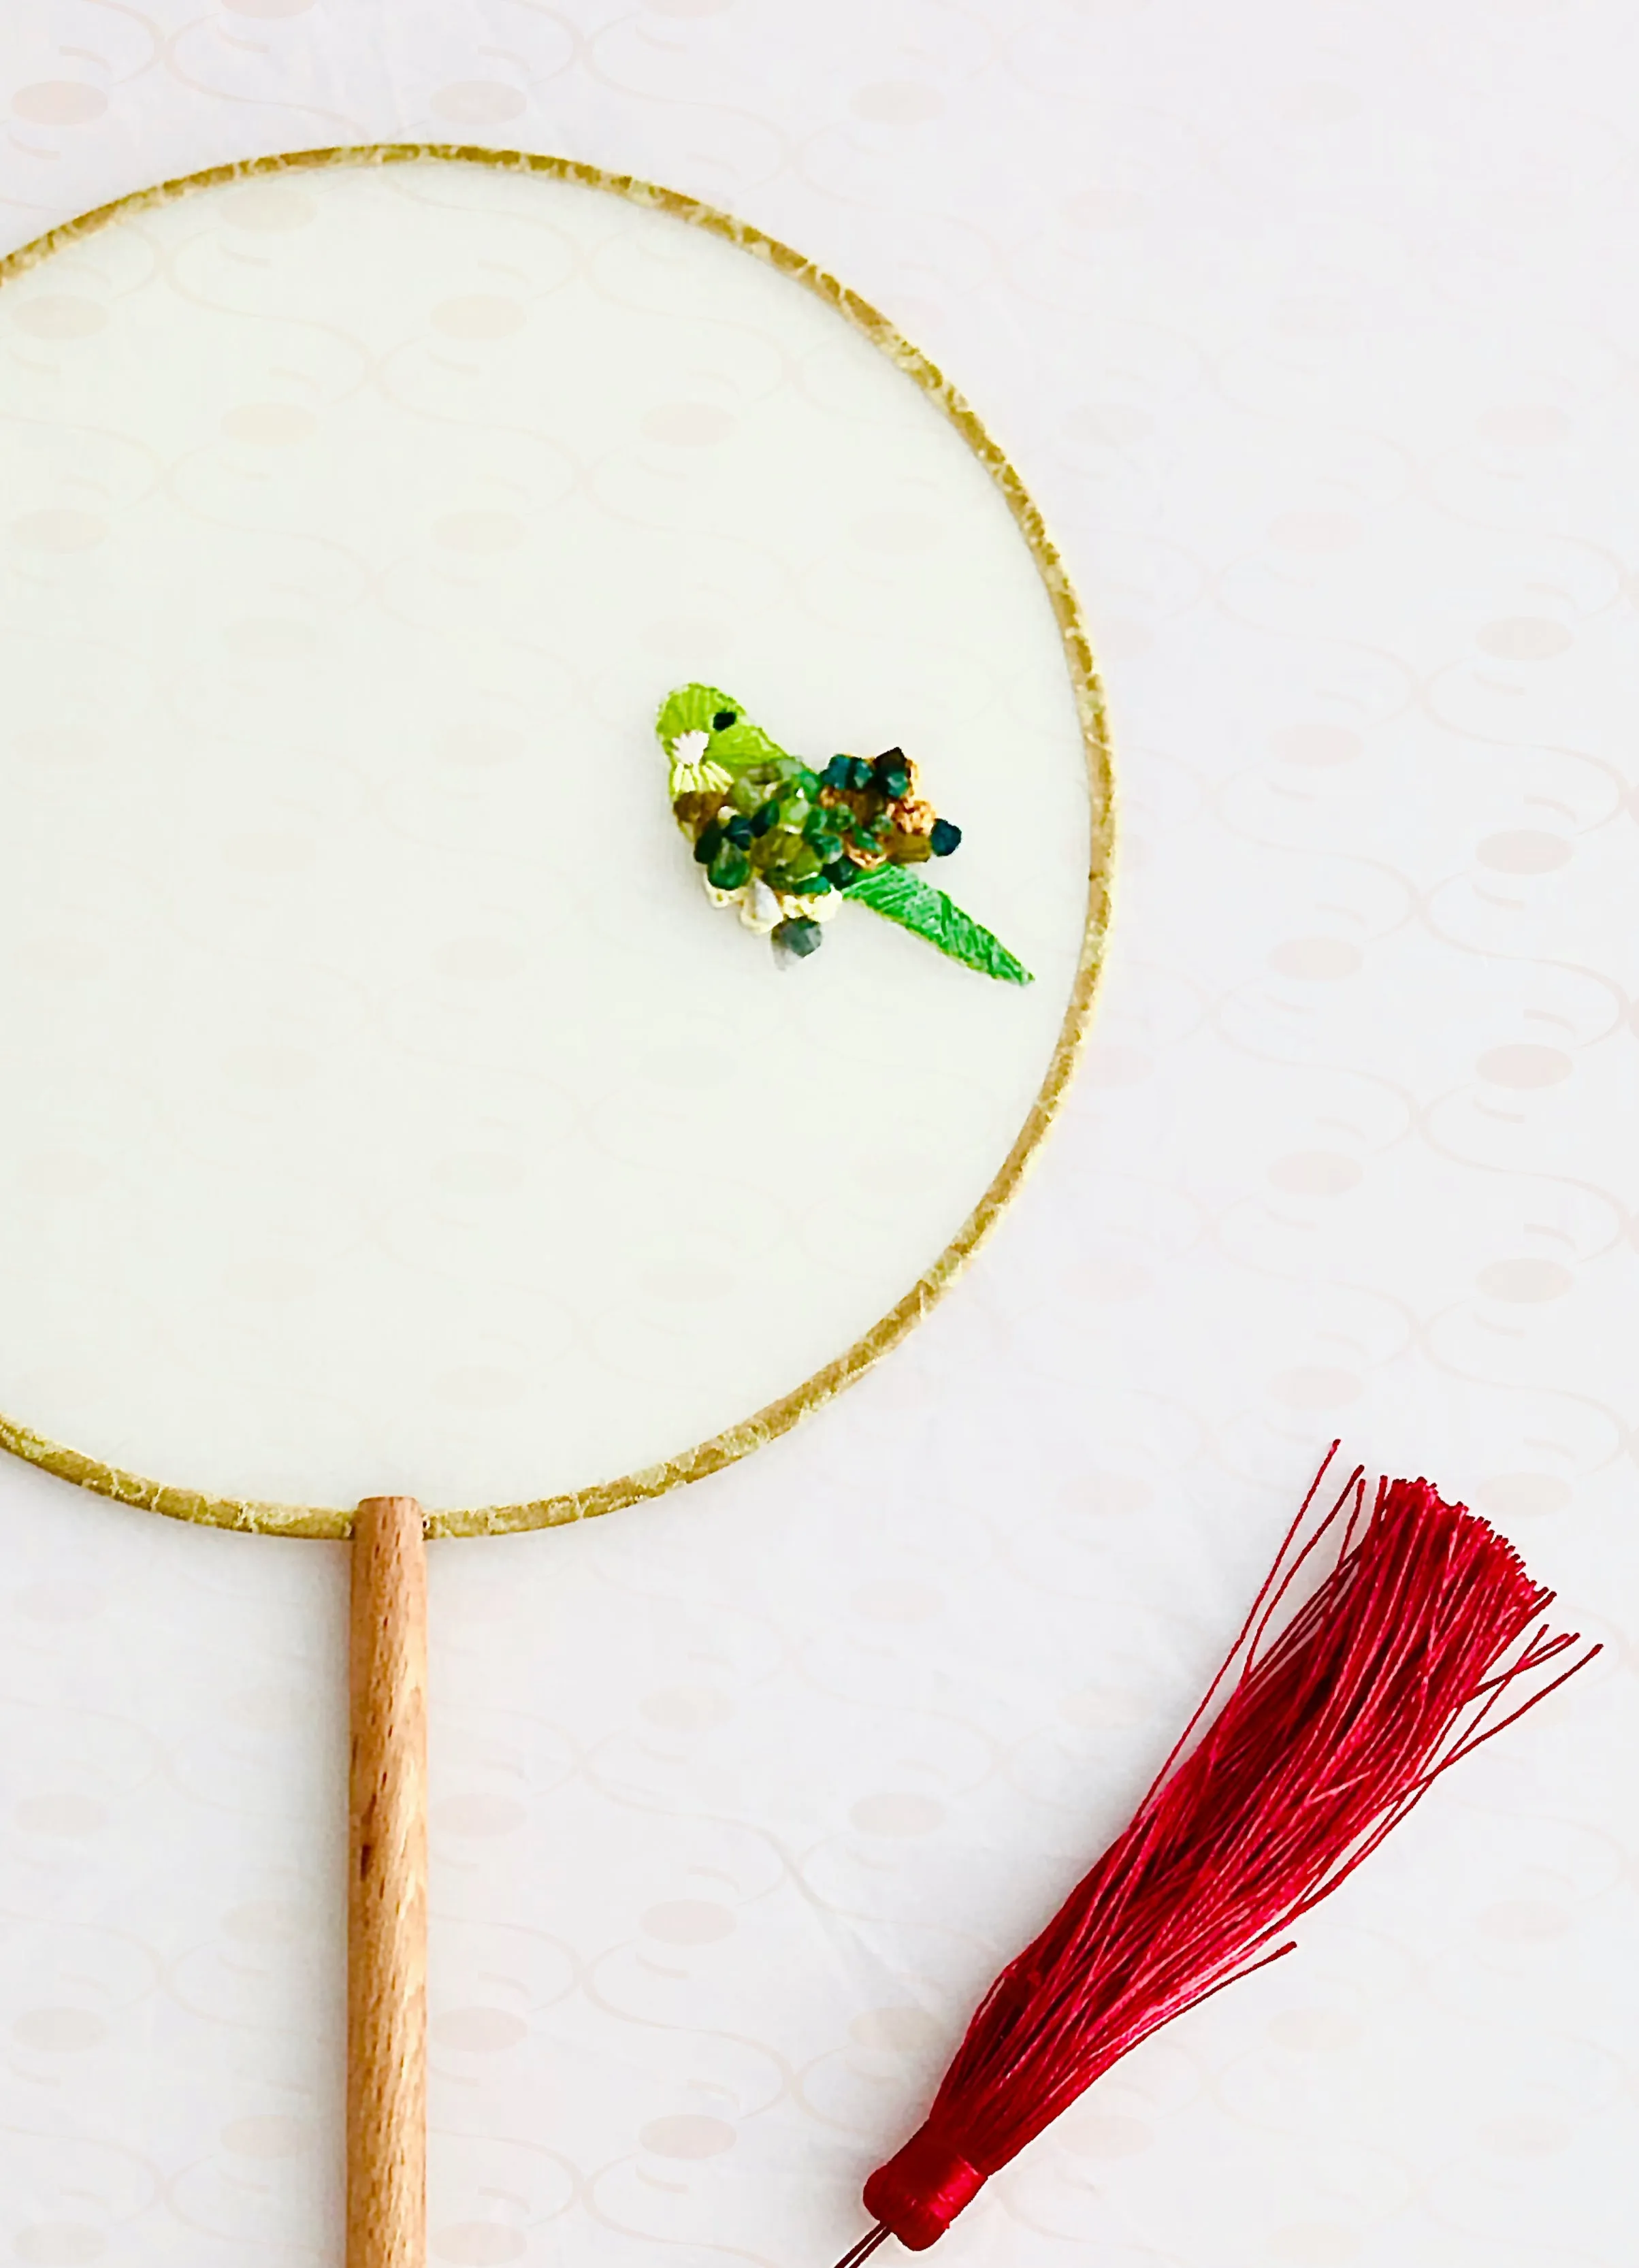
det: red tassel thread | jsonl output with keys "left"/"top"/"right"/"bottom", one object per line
{"left": 844, "top": 1451, "right": 1598, "bottom": 2255}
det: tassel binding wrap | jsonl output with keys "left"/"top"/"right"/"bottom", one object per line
{"left": 847, "top": 1452, "right": 1598, "bottom": 2255}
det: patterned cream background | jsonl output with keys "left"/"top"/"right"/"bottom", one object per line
{"left": 0, "top": 7, "right": 1632, "bottom": 2268}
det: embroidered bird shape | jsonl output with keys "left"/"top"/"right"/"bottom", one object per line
{"left": 655, "top": 683, "right": 1032, "bottom": 984}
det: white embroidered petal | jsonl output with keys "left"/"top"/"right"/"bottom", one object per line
{"left": 670, "top": 729, "right": 709, "bottom": 766}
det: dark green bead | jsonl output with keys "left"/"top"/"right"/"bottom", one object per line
{"left": 724, "top": 814, "right": 753, "bottom": 849}
{"left": 694, "top": 821, "right": 724, "bottom": 864}
{"left": 803, "top": 815, "right": 844, "bottom": 862}
{"left": 824, "top": 858, "right": 859, "bottom": 890}
{"left": 751, "top": 802, "right": 779, "bottom": 836}
{"left": 848, "top": 757, "right": 874, "bottom": 792}
{"left": 822, "top": 756, "right": 852, "bottom": 789}
{"left": 708, "top": 846, "right": 752, "bottom": 890}
{"left": 873, "top": 750, "right": 910, "bottom": 799}
{"left": 929, "top": 818, "right": 962, "bottom": 856}
{"left": 773, "top": 916, "right": 824, "bottom": 961}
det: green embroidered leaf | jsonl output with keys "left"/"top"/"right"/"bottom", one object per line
{"left": 655, "top": 683, "right": 790, "bottom": 775}
{"left": 845, "top": 863, "right": 1033, "bottom": 986}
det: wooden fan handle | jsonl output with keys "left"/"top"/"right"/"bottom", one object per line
{"left": 348, "top": 1495, "right": 428, "bottom": 2268}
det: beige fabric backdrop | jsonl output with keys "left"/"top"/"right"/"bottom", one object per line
{"left": 0, "top": 6, "right": 1631, "bottom": 2268}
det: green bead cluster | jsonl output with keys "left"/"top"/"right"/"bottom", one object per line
{"left": 691, "top": 759, "right": 892, "bottom": 901}
{"left": 660, "top": 683, "right": 1022, "bottom": 982}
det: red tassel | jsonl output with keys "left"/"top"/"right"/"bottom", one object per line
{"left": 843, "top": 1451, "right": 1597, "bottom": 2255}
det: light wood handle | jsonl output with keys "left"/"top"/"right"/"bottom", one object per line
{"left": 348, "top": 1495, "right": 427, "bottom": 2268}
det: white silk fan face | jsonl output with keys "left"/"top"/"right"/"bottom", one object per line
{"left": 0, "top": 150, "right": 1108, "bottom": 1535}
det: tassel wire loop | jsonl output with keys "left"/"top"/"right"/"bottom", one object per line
{"left": 830, "top": 2224, "right": 890, "bottom": 2268}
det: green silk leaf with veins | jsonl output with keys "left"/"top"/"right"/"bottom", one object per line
{"left": 655, "top": 682, "right": 790, "bottom": 775}
{"left": 843, "top": 862, "right": 1033, "bottom": 986}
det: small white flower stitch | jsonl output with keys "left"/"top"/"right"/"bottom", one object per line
{"left": 667, "top": 728, "right": 731, "bottom": 797}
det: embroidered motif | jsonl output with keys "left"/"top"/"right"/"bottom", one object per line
{"left": 656, "top": 684, "right": 1033, "bottom": 984}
